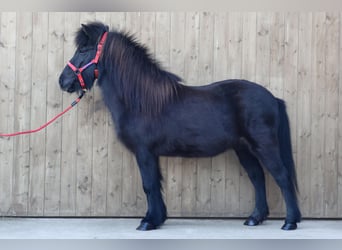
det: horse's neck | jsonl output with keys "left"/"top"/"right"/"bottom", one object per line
{"left": 99, "top": 78, "right": 125, "bottom": 125}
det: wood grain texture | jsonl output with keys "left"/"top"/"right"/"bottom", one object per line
{"left": 310, "top": 12, "right": 326, "bottom": 217}
{"left": 338, "top": 12, "right": 342, "bottom": 218}
{"left": 283, "top": 12, "right": 298, "bottom": 198}
{"left": 0, "top": 12, "right": 16, "bottom": 215}
{"left": 12, "top": 12, "right": 32, "bottom": 215}
{"left": 28, "top": 12, "right": 48, "bottom": 216}
{"left": 0, "top": 12, "right": 341, "bottom": 218}
{"left": 44, "top": 12, "right": 64, "bottom": 216}
{"left": 323, "top": 12, "right": 339, "bottom": 217}
{"left": 297, "top": 13, "right": 313, "bottom": 217}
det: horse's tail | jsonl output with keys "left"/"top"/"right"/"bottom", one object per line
{"left": 277, "top": 98, "right": 298, "bottom": 193}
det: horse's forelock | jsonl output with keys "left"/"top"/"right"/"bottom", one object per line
{"left": 74, "top": 22, "right": 108, "bottom": 48}
{"left": 75, "top": 28, "right": 88, "bottom": 48}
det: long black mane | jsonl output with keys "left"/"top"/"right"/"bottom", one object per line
{"left": 77, "top": 22, "right": 183, "bottom": 116}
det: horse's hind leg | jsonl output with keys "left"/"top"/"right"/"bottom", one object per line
{"left": 251, "top": 141, "right": 301, "bottom": 230}
{"left": 234, "top": 144, "right": 269, "bottom": 226}
{"left": 135, "top": 148, "right": 167, "bottom": 231}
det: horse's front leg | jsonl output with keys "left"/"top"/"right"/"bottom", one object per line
{"left": 135, "top": 148, "right": 167, "bottom": 231}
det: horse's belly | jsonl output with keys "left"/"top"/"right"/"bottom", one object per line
{"left": 161, "top": 145, "right": 230, "bottom": 158}
{"left": 159, "top": 135, "right": 234, "bottom": 158}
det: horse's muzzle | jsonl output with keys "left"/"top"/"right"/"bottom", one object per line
{"left": 59, "top": 75, "right": 76, "bottom": 93}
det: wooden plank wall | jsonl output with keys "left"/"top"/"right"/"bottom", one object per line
{"left": 0, "top": 12, "right": 341, "bottom": 218}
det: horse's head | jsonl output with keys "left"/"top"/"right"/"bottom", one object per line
{"left": 59, "top": 22, "right": 108, "bottom": 94}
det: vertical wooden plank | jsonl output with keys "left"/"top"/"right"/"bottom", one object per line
{"left": 196, "top": 12, "right": 214, "bottom": 216}
{"left": 183, "top": 12, "right": 200, "bottom": 83}
{"left": 284, "top": 12, "right": 301, "bottom": 217}
{"left": 297, "top": 12, "right": 313, "bottom": 217}
{"left": 310, "top": 12, "right": 326, "bottom": 217}
{"left": 338, "top": 12, "right": 342, "bottom": 218}
{"left": 155, "top": 12, "right": 171, "bottom": 68}
{"left": 211, "top": 12, "right": 228, "bottom": 216}
{"left": 106, "top": 12, "right": 125, "bottom": 216}
{"left": 323, "top": 12, "right": 339, "bottom": 217}
{"left": 60, "top": 12, "right": 80, "bottom": 216}
{"left": 283, "top": 12, "right": 299, "bottom": 203}
{"left": 227, "top": 12, "right": 243, "bottom": 79}
{"left": 12, "top": 12, "right": 32, "bottom": 216}
{"left": 181, "top": 11, "right": 199, "bottom": 216}
{"left": 269, "top": 12, "right": 285, "bottom": 99}
{"left": 239, "top": 12, "right": 257, "bottom": 216}
{"left": 268, "top": 12, "right": 285, "bottom": 217}
{"left": 140, "top": 12, "right": 156, "bottom": 53}
{"left": 89, "top": 12, "right": 111, "bottom": 217}
{"left": 241, "top": 12, "right": 257, "bottom": 82}
{"left": 166, "top": 12, "right": 185, "bottom": 216}
{"left": 0, "top": 12, "right": 16, "bottom": 215}
{"left": 109, "top": 12, "right": 126, "bottom": 31}
{"left": 155, "top": 12, "right": 171, "bottom": 214}
{"left": 29, "top": 12, "right": 48, "bottom": 216}
{"left": 120, "top": 12, "right": 140, "bottom": 216}
{"left": 256, "top": 12, "right": 271, "bottom": 88}
{"left": 44, "top": 12, "right": 65, "bottom": 216}
{"left": 226, "top": 12, "right": 243, "bottom": 217}
{"left": 76, "top": 12, "right": 96, "bottom": 216}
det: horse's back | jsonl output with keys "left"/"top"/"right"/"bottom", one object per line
{"left": 178, "top": 79, "right": 278, "bottom": 145}
{"left": 185, "top": 79, "right": 279, "bottom": 122}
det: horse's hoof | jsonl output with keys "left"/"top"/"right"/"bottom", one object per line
{"left": 244, "top": 216, "right": 261, "bottom": 226}
{"left": 136, "top": 222, "right": 157, "bottom": 231}
{"left": 281, "top": 222, "right": 297, "bottom": 230}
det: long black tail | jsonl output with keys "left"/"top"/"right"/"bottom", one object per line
{"left": 277, "top": 99, "right": 298, "bottom": 193}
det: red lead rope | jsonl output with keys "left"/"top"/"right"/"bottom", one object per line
{"left": 0, "top": 92, "right": 84, "bottom": 138}
{"left": 0, "top": 32, "right": 107, "bottom": 138}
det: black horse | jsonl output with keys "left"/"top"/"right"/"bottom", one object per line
{"left": 59, "top": 22, "right": 301, "bottom": 231}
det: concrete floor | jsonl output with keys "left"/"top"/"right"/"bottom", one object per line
{"left": 0, "top": 218, "right": 341, "bottom": 239}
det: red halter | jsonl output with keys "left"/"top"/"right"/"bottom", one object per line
{"left": 67, "top": 31, "right": 108, "bottom": 91}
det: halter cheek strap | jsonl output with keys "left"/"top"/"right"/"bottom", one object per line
{"left": 67, "top": 31, "right": 108, "bottom": 91}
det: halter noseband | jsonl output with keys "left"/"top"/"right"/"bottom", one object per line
{"left": 67, "top": 31, "right": 108, "bottom": 91}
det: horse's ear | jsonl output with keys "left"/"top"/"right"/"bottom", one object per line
{"left": 81, "top": 24, "right": 91, "bottom": 37}
{"left": 105, "top": 25, "right": 109, "bottom": 32}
